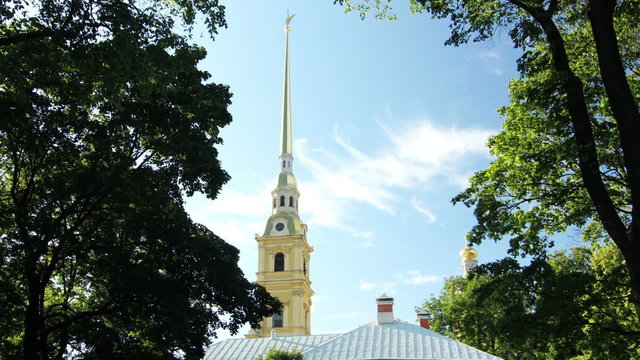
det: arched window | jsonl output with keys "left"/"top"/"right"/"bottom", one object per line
{"left": 272, "top": 309, "right": 283, "bottom": 328}
{"left": 303, "top": 258, "right": 307, "bottom": 275}
{"left": 274, "top": 253, "right": 284, "bottom": 272}
{"left": 272, "top": 197, "right": 276, "bottom": 209}
{"left": 289, "top": 196, "right": 294, "bottom": 207}
{"left": 279, "top": 195, "right": 285, "bottom": 206}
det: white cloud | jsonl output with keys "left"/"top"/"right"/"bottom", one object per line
{"left": 410, "top": 196, "right": 436, "bottom": 224}
{"left": 358, "top": 280, "right": 377, "bottom": 291}
{"left": 353, "top": 238, "right": 375, "bottom": 249}
{"left": 205, "top": 188, "right": 268, "bottom": 217}
{"left": 357, "top": 279, "right": 398, "bottom": 294}
{"left": 204, "top": 219, "right": 262, "bottom": 247}
{"left": 471, "top": 50, "right": 500, "bottom": 59}
{"left": 322, "top": 311, "right": 364, "bottom": 320}
{"left": 405, "top": 274, "right": 442, "bottom": 285}
{"left": 468, "top": 50, "right": 504, "bottom": 75}
{"left": 195, "top": 218, "right": 263, "bottom": 278}
{"left": 185, "top": 194, "right": 265, "bottom": 277}
{"left": 193, "top": 119, "right": 493, "bottom": 247}
{"left": 399, "top": 270, "right": 443, "bottom": 286}
{"left": 295, "top": 120, "right": 493, "bottom": 236}
{"left": 379, "top": 282, "right": 398, "bottom": 295}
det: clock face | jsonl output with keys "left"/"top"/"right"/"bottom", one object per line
{"left": 275, "top": 222, "right": 285, "bottom": 231}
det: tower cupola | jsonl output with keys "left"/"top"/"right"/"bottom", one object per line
{"left": 459, "top": 242, "right": 479, "bottom": 278}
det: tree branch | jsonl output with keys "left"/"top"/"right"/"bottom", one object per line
{"left": 0, "top": 30, "right": 58, "bottom": 47}
{"left": 45, "top": 304, "right": 115, "bottom": 334}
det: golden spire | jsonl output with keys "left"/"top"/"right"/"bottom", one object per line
{"left": 279, "top": 13, "right": 295, "bottom": 158}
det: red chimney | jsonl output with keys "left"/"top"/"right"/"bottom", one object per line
{"left": 418, "top": 313, "right": 431, "bottom": 329}
{"left": 376, "top": 294, "right": 394, "bottom": 324}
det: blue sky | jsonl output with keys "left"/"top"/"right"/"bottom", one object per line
{"left": 184, "top": 1, "right": 539, "bottom": 340}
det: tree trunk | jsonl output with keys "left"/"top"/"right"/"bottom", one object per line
{"left": 23, "top": 275, "right": 44, "bottom": 360}
{"left": 513, "top": 3, "right": 640, "bottom": 320}
{"left": 624, "top": 237, "right": 640, "bottom": 316}
{"left": 586, "top": 0, "right": 640, "bottom": 315}
{"left": 587, "top": 0, "right": 640, "bottom": 218}
{"left": 23, "top": 239, "right": 47, "bottom": 360}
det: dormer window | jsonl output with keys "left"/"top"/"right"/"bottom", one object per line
{"left": 274, "top": 253, "right": 284, "bottom": 272}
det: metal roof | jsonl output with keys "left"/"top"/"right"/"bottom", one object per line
{"left": 204, "top": 319, "right": 502, "bottom": 360}
{"left": 303, "top": 320, "right": 501, "bottom": 360}
{"left": 203, "top": 334, "right": 339, "bottom": 360}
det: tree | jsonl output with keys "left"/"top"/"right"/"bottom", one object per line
{"left": 0, "top": 1, "right": 280, "bottom": 359}
{"left": 255, "top": 348, "right": 305, "bottom": 360}
{"left": 335, "top": 0, "right": 640, "bottom": 318}
{"left": 418, "top": 244, "right": 640, "bottom": 359}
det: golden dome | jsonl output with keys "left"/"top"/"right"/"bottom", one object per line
{"left": 459, "top": 245, "right": 478, "bottom": 260}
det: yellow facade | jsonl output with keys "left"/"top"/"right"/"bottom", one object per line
{"left": 246, "top": 233, "right": 313, "bottom": 337}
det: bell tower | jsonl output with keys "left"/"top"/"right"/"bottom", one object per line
{"left": 246, "top": 14, "right": 313, "bottom": 338}
{"left": 459, "top": 241, "right": 478, "bottom": 278}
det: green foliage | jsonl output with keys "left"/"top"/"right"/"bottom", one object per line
{"left": 334, "top": 0, "right": 397, "bottom": 20}
{"left": 447, "top": 1, "right": 638, "bottom": 255}
{"left": 0, "top": 1, "right": 280, "bottom": 359}
{"left": 339, "top": 0, "right": 640, "bottom": 356}
{"left": 418, "top": 244, "right": 640, "bottom": 359}
{"left": 430, "top": 0, "right": 640, "bottom": 320}
{"left": 255, "top": 348, "right": 305, "bottom": 360}
{"left": 336, "top": 0, "right": 640, "bottom": 321}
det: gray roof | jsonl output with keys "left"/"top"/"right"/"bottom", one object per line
{"left": 303, "top": 320, "right": 501, "bottom": 360}
{"left": 204, "top": 319, "right": 502, "bottom": 360}
{"left": 204, "top": 334, "right": 339, "bottom": 360}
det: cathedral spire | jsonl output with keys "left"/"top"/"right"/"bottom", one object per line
{"left": 264, "top": 14, "right": 303, "bottom": 231}
{"left": 248, "top": 14, "right": 313, "bottom": 338}
{"left": 279, "top": 14, "right": 295, "bottom": 171}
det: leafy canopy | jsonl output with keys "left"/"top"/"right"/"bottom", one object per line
{"left": 255, "top": 348, "right": 305, "bottom": 360}
{"left": 418, "top": 244, "right": 640, "bottom": 359}
{"left": 0, "top": 1, "right": 280, "bottom": 359}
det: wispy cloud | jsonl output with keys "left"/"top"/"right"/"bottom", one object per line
{"left": 322, "top": 311, "right": 364, "bottom": 320}
{"left": 353, "top": 238, "right": 375, "bottom": 249}
{"left": 357, "top": 279, "right": 398, "bottom": 294}
{"left": 193, "top": 118, "right": 493, "bottom": 243}
{"left": 401, "top": 270, "right": 443, "bottom": 285}
{"left": 205, "top": 188, "right": 268, "bottom": 218}
{"left": 410, "top": 196, "right": 436, "bottom": 223}
{"left": 358, "top": 280, "right": 377, "bottom": 291}
{"left": 468, "top": 50, "right": 504, "bottom": 75}
{"left": 296, "top": 119, "right": 493, "bottom": 236}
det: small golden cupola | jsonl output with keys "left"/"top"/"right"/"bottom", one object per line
{"left": 459, "top": 242, "right": 478, "bottom": 278}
